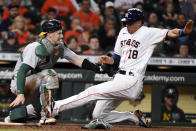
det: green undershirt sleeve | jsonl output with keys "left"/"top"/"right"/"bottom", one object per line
{"left": 17, "top": 63, "right": 33, "bottom": 94}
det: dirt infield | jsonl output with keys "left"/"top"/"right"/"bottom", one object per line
{"left": 0, "top": 124, "right": 196, "bottom": 131}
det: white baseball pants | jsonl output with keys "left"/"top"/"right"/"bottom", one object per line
{"left": 53, "top": 73, "right": 143, "bottom": 124}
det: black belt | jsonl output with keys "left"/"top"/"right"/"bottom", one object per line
{"left": 119, "top": 70, "right": 134, "bottom": 76}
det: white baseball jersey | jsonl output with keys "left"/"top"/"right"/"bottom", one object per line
{"left": 114, "top": 26, "right": 168, "bottom": 77}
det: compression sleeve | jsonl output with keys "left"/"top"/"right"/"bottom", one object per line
{"left": 17, "top": 64, "right": 33, "bottom": 94}
{"left": 112, "top": 54, "right": 121, "bottom": 65}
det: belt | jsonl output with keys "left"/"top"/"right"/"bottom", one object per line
{"left": 119, "top": 70, "right": 134, "bottom": 76}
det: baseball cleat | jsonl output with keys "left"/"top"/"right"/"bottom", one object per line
{"left": 39, "top": 117, "right": 57, "bottom": 125}
{"left": 44, "top": 118, "right": 57, "bottom": 124}
{"left": 134, "top": 110, "right": 151, "bottom": 128}
{"left": 81, "top": 119, "right": 112, "bottom": 130}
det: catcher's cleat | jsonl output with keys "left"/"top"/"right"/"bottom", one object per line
{"left": 81, "top": 119, "right": 112, "bottom": 130}
{"left": 39, "top": 117, "right": 57, "bottom": 125}
{"left": 134, "top": 110, "right": 151, "bottom": 128}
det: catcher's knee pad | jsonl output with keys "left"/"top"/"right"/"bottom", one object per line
{"left": 41, "top": 69, "right": 59, "bottom": 89}
{"left": 10, "top": 104, "right": 27, "bottom": 122}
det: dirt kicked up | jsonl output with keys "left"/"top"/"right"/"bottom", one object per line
{"left": 0, "top": 124, "right": 196, "bottom": 131}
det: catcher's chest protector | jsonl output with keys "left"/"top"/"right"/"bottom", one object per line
{"left": 35, "top": 38, "right": 64, "bottom": 69}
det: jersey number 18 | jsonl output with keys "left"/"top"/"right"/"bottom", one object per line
{"left": 128, "top": 50, "right": 138, "bottom": 59}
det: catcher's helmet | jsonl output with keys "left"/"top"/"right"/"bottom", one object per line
{"left": 122, "top": 8, "right": 144, "bottom": 23}
{"left": 39, "top": 19, "right": 62, "bottom": 36}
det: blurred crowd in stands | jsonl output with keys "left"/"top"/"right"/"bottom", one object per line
{"left": 0, "top": 0, "right": 196, "bottom": 58}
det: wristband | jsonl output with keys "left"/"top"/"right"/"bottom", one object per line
{"left": 179, "top": 29, "right": 185, "bottom": 36}
{"left": 112, "top": 54, "right": 121, "bottom": 65}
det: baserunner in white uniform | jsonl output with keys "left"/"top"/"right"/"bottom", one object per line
{"left": 4, "top": 19, "right": 105, "bottom": 124}
{"left": 51, "top": 8, "right": 194, "bottom": 129}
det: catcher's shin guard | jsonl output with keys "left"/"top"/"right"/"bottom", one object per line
{"left": 39, "top": 69, "right": 59, "bottom": 124}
